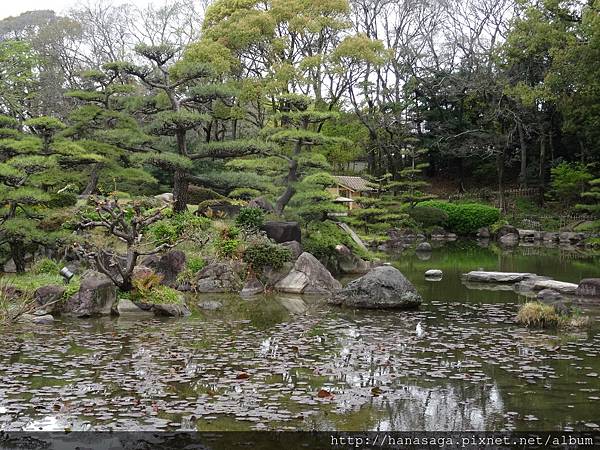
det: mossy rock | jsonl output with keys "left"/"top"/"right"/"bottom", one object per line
{"left": 196, "top": 199, "right": 241, "bottom": 218}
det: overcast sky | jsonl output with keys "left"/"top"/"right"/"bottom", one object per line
{"left": 0, "top": 0, "right": 162, "bottom": 20}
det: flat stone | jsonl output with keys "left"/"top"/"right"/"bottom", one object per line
{"left": 532, "top": 279, "right": 578, "bottom": 295}
{"left": 464, "top": 271, "right": 538, "bottom": 283}
{"left": 197, "top": 300, "right": 223, "bottom": 310}
{"left": 116, "top": 299, "right": 154, "bottom": 317}
{"left": 425, "top": 269, "right": 443, "bottom": 278}
{"left": 19, "top": 314, "right": 55, "bottom": 325}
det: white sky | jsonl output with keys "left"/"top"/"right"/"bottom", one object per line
{"left": 0, "top": 0, "right": 158, "bottom": 20}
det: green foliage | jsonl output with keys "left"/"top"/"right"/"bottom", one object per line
{"left": 419, "top": 201, "right": 500, "bottom": 235}
{"left": 550, "top": 162, "right": 593, "bottom": 206}
{"left": 144, "top": 285, "right": 184, "bottom": 304}
{"left": 243, "top": 242, "right": 291, "bottom": 272}
{"left": 186, "top": 256, "right": 206, "bottom": 273}
{"left": 236, "top": 207, "right": 265, "bottom": 229}
{"left": 215, "top": 238, "right": 242, "bottom": 258}
{"left": 132, "top": 270, "right": 163, "bottom": 293}
{"left": 407, "top": 206, "right": 449, "bottom": 228}
{"left": 187, "top": 185, "right": 225, "bottom": 204}
{"left": 577, "top": 177, "right": 600, "bottom": 217}
{"left": 148, "top": 211, "right": 210, "bottom": 245}
{"left": 30, "top": 258, "right": 61, "bottom": 275}
{"left": 229, "top": 187, "right": 261, "bottom": 200}
{"left": 47, "top": 191, "right": 77, "bottom": 208}
{"left": 304, "top": 221, "right": 356, "bottom": 260}
{"left": 346, "top": 196, "right": 413, "bottom": 234}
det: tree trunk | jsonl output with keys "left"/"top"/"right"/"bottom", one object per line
{"left": 518, "top": 122, "right": 527, "bottom": 187}
{"left": 173, "top": 129, "right": 189, "bottom": 212}
{"left": 497, "top": 148, "right": 506, "bottom": 213}
{"left": 275, "top": 158, "right": 298, "bottom": 215}
{"left": 10, "top": 242, "right": 26, "bottom": 273}
{"left": 173, "top": 169, "right": 189, "bottom": 213}
{"left": 538, "top": 133, "right": 546, "bottom": 206}
{"left": 82, "top": 163, "right": 101, "bottom": 196}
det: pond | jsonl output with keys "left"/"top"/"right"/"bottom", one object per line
{"left": 1, "top": 240, "right": 599, "bottom": 433}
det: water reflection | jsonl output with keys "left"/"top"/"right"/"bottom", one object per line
{"left": 0, "top": 243, "right": 599, "bottom": 432}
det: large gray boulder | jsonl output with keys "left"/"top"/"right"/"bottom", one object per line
{"left": 141, "top": 250, "right": 186, "bottom": 286}
{"left": 334, "top": 244, "right": 370, "bottom": 274}
{"left": 416, "top": 242, "right": 432, "bottom": 252}
{"left": 248, "top": 196, "right": 275, "bottom": 213}
{"left": 195, "top": 262, "right": 244, "bottom": 293}
{"left": 281, "top": 240, "right": 303, "bottom": 261}
{"left": 240, "top": 277, "right": 265, "bottom": 297}
{"left": 576, "top": 279, "right": 600, "bottom": 297}
{"left": 261, "top": 221, "right": 301, "bottom": 243}
{"left": 116, "top": 298, "right": 154, "bottom": 318}
{"left": 537, "top": 289, "right": 563, "bottom": 303}
{"left": 262, "top": 262, "right": 294, "bottom": 287}
{"left": 34, "top": 285, "right": 66, "bottom": 315}
{"left": 64, "top": 270, "right": 116, "bottom": 317}
{"left": 476, "top": 227, "right": 490, "bottom": 239}
{"left": 496, "top": 225, "right": 518, "bottom": 238}
{"left": 330, "top": 266, "right": 422, "bottom": 309}
{"left": 275, "top": 252, "right": 341, "bottom": 294}
{"left": 152, "top": 302, "right": 191, "bottom": 317}
{"left": 499, "top": 233, "right": 519, "bottom": 246}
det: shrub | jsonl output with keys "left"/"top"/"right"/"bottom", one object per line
{"left": 132, "top": 271, "right": 163, "bottom": 293}
{"left": 187, "top": 185, "right": 225, "bottom": 204}
{"left": 31, "top": 258, "right": 61, "bottom": 275}
{"left": 148, "top": 211, "right": 210, "bottom": 245}
{"left": 550, "top": 162, "right": 593, "bottom": 206}
{"left": 235, "top": 207, "right": 265, "bottom": 229}
{"left": 303, "top": 221, "right": 363, "bottom": 261}
{"left": 243, "top": 242, "right": 291, "bottom": 272}
{"left": 408, "top": 206, "right": 449, "bottom": 228}
{"left": 134, "top": 285, "right": 183, "bottom": 305}
{"left": 419, "top": 201, "right": 500, "bottom": 235}
{"left": 229, "top": 187, "right": 261, "bottom": 200}
{"left": 216, "top": 238, "right": 242, "bottom": 258}
{"left": 47, "top": 191, "right": 78, "bottom": 208}
{"left": 186, "top": 256, "right": 206, "bottom": 273}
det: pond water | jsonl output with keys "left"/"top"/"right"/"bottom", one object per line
{"left": 1, "top": 241, "right": 599, "bottom": 433}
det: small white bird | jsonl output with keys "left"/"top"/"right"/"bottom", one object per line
{"left": 416, "top": 321, "right": 425, "bottom": 338}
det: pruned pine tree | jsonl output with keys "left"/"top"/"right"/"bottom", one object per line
{"left": 105, "top": 44, "right": 217, "bottom": 212}
{"left": 264, "top": 94, "right": 350, "bottom": 214}
{"left": 578, "top": 178, "right": 600, "bottom": 217}
{"left": 395, "top": 144, "right": 436, "bottom": 208}
{"left": 65, "top": 67, "right": 157, "bottom": 196}
{"left": 0, "top": 115, "right": 102, "bottom": 272}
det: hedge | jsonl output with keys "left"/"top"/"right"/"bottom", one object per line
{"left": 419, "top": 200, "right": 500, "bottom": 235}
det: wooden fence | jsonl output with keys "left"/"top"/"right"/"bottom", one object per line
{"left": 447, "top": 187, "right": 541, "bottom": 203}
